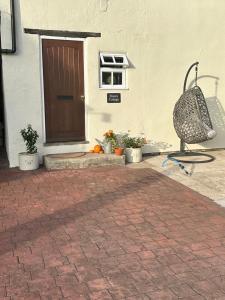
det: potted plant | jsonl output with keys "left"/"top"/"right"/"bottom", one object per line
{"left": 103, "top": 130, "right": 117, "bottom": 154}
{"left": 114, "top": 147, "right": 124, "bottom": 156}
{"left": 122, "top": 135, "right": 145, "bottom": 163}
{"left": 19, "top": 124, "right": 39, "bottom": 170}
{"left": 114, "top": 134, "right": 124, "bottom": 156}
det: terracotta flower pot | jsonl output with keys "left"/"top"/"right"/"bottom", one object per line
{"left": 114, "top": 147, "right": 124, "bottom": 156}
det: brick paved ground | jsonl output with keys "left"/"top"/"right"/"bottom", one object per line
{"left": 1, "top": 166, "right": 225, "bottom": 299}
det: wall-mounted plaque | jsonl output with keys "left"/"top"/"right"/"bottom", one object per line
{"left": 107, "top": 93, "right": 121, "bottom": 103}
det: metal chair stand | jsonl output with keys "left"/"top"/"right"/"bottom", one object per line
{"left": 167, "top": 150, "right": 215, "bottom": 164}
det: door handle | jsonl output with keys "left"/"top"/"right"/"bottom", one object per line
{"left": 80, "top": 95, "right": 85, "bottom": 101}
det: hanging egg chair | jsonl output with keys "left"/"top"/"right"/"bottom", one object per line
{"left": 168, "top": 62, "right": 216, "bottom": 163}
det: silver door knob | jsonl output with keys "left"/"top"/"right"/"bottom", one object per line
{"left": 80, "top": 95, "right": 85, "bottom": 101}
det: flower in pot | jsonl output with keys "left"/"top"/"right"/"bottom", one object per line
{"left": 114, "top": 147, "right": 124, "bottom": 156}
{"left": 113, "top": 134, "right": 124, "bottom": 156}
{"left": 122, "top": 135, "right": 145, "bottom": 163}
{"left": 19, "top": 124, "right": 39, "bottom": 170}
{"left": 103, "top": 130, "right": 117, "bottom": 154}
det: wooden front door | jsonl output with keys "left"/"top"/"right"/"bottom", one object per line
{"left": 42, "top": 39, "right": 85, "bottom": 142}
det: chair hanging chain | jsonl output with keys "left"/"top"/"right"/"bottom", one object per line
{"left": 195, "top": 65, "right": 198, "bottom": 86}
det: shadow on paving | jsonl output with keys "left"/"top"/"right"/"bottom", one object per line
{"left": 0, "top": 166, "right": 175, "bottom": 256}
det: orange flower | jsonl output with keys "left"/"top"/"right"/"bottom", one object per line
{"left": 108, "top": 130, "right": 113, "bottom": 137}
{"left": 103, "top": 130, "right": 114, "bottom": 138}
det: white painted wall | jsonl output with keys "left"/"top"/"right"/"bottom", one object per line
{"left": 1, "top": 0, "right": 225, "bottom": 167}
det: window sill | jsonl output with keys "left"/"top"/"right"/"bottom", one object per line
{"left": 99, "top": 87, "right": 129, "bottom": 91}
{"left": 44, "top": 141, "right": 90, "bottom": 147}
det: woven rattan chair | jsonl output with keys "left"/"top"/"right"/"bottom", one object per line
{"left": 168, "top": 62, "right": 216, "bottom": 164}
{"left": 173, "top": 85, "right": 216, "bottom": 144}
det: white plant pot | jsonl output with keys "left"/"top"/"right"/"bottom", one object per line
{"left": 125, "top": 148, "right": 142, "bottom": 163}
{"left": 18, "top": 152, "right": 39, "bottom": 171}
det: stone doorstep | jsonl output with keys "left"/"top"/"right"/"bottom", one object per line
{"left": 44, "top": 152, "right": 125, "bottom": 170}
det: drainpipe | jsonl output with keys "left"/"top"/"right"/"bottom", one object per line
{"left": 0, "top": 0, "right": 16, "bottom": 151}
{"left": 0, "top": 13, "right": 5, "bottom": 146}
{"left": 1, "top": 0, "right": 16, "bottom": 54}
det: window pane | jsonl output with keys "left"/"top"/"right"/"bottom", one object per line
{"left": 113, "top": 72, "right": 122, "bottom": 85}
{"left": 103, "top": 56, "right": 114, "bottom": 63}
{"left": 115, "top": 56, "right": 124, "bottom": 64}
{"left": 102, "top": 72, "right": 112, "bottom": 85}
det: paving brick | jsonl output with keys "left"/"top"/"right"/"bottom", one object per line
{"left": 205, "top": 256, "right": 225, "bottom": 266}
{"left": 137, "top": 250, "right": 155, "bottom": 260}
{"left": 174, "top": 271, "right": 199, "bottom": 285}
{"left": 188, "top": 259, "right": 211, "bottom": 271}
{"left": 122, "top": 244, "right": 144, "bottom": 253}
{"left": 212, "top": 265, "right": 225, "bottom": 276}
{"left": 56, "top": 264, "right": 76, "bottom": 275}
{"left": 28, "top": 278, "right": 56, "bottom": 293}
{"left": 176, "top": 250, "right": 197, "bottom": 262}
{"left": 87, "top": 278, "right": 110, "bottom": 292}
{"left": 169, "top": 262, "right": 190, "bottom": 274}
{"left": 151, "top": 274, "right": 179, "bottom": 290}
{"left": 55, "top": 273, "right": 78, "bottom": 286}
{"left": 108, "top": 286, "right": 138, "bottom": 299}
{"left": 147, "top": 288, "right": 177, "bottom": 299}
{"left": 89, "top": 290, "right": 113, "bottom": 300}
{"left": 0, "top": 275, "right": 9, "bottom": 287}
{"left": 11, "top": 292, "right": 41, "bottom": 300}
{"left": 189, "top": 242, "right": 210, "bottom": 251}
{"left": 211, "top": 275, "right": 225, "bottom": 292}
{"left": 170, "top": 283, "right": 200, "bottom": 298}
{"left": 181, "top": 296, "right": 205, "bottom": 300}
{"left": 126, "top": 296, "right": 150, "bottom": 300}
{"left": 190, "top": 279, "right": 225, "bottom": 298}
{"left": 60, "top": 283, "right": 89, "bottom": 298}
{"left": 0, "top": 287, "right": 6, "bottom": 298}
{"left": 193, "top": 248, "right": 215, "bottom": 259}
{"left": 156, "top": 254, "right": 183, "bottom": 266}
{"left": 1, "top": 166, "right": 225, "bottom": 299}
{"left": 75, "top": 264, "right": 102, "bottom": 283}
{"left": 119, "top": 261, "right": 142, "bottom": 273}
{"left": 5, "top": 285, "right": 28, "bottom": 297}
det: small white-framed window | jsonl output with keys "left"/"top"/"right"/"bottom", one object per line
{"left": 99, "top": 52, "right": 129, "bottom": 89}
{"left": 100, "top": 53, "right": 129, "bottom": 67}
{"left": 100, "top": 68, "right": 126, "bottom": 89}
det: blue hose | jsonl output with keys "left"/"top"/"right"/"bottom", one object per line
{"left": 162, "top": 157, "right": 191, "bottom": 175}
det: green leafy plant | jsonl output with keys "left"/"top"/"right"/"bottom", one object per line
{"left": 103, "top": 130, "right": 117, "bottom": 149}
{"left": 122, "top": 136, "right": 145, "bottom": 148}
{"left": 20, "top": 124, "right": 39, "bottom": 154}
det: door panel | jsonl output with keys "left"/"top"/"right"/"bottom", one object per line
{"left": 42, "top": 39, "right": 85, "bottom": 142}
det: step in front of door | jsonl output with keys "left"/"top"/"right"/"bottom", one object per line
{"left": 44, "top": 152, "right": 125, "bottom": 170}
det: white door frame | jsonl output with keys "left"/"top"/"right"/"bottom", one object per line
{"left": 39, "top": 35, "right": 89, "bottom": 143}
